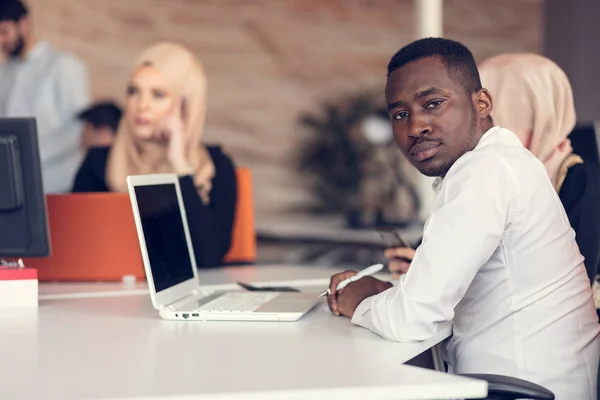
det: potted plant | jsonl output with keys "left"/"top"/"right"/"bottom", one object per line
{"left": 297, "top": 90, "right": 420, "bottom": 229}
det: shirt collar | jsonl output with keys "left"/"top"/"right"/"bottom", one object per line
{"left": 473, "top": 125, "right": 522, "bottom": 151}
{"left": 431, "top": 126, "right": 522, "bottom": 193}
{"left": 5, "top": 41, "right": 49, "bottom": 67}
{"left": 25, "top": 41, "right": 50, "bottom": 61}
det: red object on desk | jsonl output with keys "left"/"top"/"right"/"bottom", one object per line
{"left": 0, "top": 267, "right": 38, "bottom": 281}
{"left": 19, "top": 193, "right": 144, "bottom": 282}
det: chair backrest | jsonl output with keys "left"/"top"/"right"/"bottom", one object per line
{"left": 224, "top": 167, "right": 256, "bottom": 264}
{"left": 22, "top": 193, "right": 144, "bottom": 281}
{"left": 20, "top": 168, "right": 256, "bottom": 281}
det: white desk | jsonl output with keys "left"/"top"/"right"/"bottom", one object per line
{"left": 38, "top": 265, "right": 344, "bottom": 299}
{"left": 1, "top": 266, "right": 487, "bottom": 400}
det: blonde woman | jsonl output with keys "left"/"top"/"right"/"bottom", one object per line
{"left": 73, "top": 42, "right": 237, "bottom": 267}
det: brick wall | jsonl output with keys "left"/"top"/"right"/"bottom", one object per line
{"left": 26, "top": 0, "right": 543, "bottom": 224}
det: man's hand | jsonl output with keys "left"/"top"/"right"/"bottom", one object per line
{"left": 327, "top": 271, "right": 392, "bottom": 318}
{"left": 326, "top": 270, "right": 357, "bottom": 316}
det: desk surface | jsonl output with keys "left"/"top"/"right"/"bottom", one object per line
{"left": 38, "top": 265, "right": 343, "bottom": 299}
{"left": 1, "top": 265, "right": 486, "bottom": 400}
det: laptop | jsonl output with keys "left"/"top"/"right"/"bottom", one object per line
{"left": 126, "top": 173, "right": 319, "bottom": 322}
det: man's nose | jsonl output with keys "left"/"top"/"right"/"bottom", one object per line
{"left": 408, "top": 114, "right": 432, "bottom": 139}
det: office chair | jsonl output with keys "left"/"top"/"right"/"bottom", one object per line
{"left": 463, "top": 374, "right": 554, "bottom": 400}
{"left": 224, "top": 167, "right": 257, "bottom": 265}
{"left": 464, "top": 352, "right": 600, "bottom": 399}
{"left": 21, "top": 167, "right": 256, "bottom": 281}
{"left": 428, "top": 344, "right": 556, "bottom": 399}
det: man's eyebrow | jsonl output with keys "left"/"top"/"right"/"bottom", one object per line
{"left": 387, "top": 87, "right": 445, "bottom": 111}
{"left": 387, "top": 100, "right": 405, "bottom": 111}
{"left": 415, "top": 87, "right": 443, "bottom": 99}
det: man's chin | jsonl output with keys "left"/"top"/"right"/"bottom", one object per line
{"left": 9, "top": 34, "right": 26, "bottom": 59}
{"left": 415, "top": 160, "right": 450, "bottom": 177}
{"left": 8, "top": 46, "right": 23, "bottom": 59}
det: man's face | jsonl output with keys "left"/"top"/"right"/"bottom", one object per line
{"left": 386, "top": 56, "right": 490, "bottom": 177}
{"left": 0, "top": 19, "right": 25, "bottom": 58}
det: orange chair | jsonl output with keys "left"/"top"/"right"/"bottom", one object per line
{"left": 224, "top": 168, "right": 256, "bottom": 265}
{"left": 22, "top": 193, "right": 145, "bottom": 281}
{"left": 21, "top": 168, "right": 256, "bottom": 281}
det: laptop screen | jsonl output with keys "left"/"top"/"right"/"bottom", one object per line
{"left": 134, "top": 183, "right": 194, "bottom": 292}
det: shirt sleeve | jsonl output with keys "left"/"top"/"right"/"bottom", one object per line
{"left": 36, "top": 54, "right": 91, "bottom": 192}
{"left": 38, "top": 54, "right": 90, "bottom": 162}
{"left": 351, "top": 154, "right": 518, "bottom": 342}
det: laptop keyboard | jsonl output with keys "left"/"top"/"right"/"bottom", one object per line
{"left": 194, "top": 292, "right": 280, "bottom": 313}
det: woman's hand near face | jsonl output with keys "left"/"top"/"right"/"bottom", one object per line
{"left": 157, "top": 97, "right": 191, "bottom": 174}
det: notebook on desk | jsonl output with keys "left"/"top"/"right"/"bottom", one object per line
{"left": 126, "top": 173, "right": 319, "bottom": 322}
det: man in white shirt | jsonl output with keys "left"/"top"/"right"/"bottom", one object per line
{"left": 327, "top": 38, "right": 600, "bottom": 399}
{"left": 0, "top": 0, "right": 90, "bottom": 193}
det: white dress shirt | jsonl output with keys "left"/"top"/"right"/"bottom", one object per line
{"left": 352, "top": 126, "right": 600, "bottom": 399}
{"left": 0, "top": 41, "right": 90, "bottom": 193}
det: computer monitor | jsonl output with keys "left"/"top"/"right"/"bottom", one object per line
{"left": 0, "top": 118, "right": 50, "bottom": 258}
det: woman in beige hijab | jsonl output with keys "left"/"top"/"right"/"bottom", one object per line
{"left": 479, "top": 53, "right": 579, "bottom": 190}
{"left": 480, "top": 53, "right": 600, "bottom": 283}
{"left": 73, "top": 42, "right": 238, "bottom": 267}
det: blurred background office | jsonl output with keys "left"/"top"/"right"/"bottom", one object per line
{"left": 3, "top": 0, "right": 599, "bottom": 266}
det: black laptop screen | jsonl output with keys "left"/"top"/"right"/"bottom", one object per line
{"left": 134, "top": 183, "right": 194, "bottom": 292}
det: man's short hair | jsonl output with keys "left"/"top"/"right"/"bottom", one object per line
{"left": 77, "top": 102, "right": 123, "bottom": 133}
{"left": 0, "top": 0, "right": 29, "bottom": 23}
{"left": 387, "top": 37, "right": 482, "bottom": 94}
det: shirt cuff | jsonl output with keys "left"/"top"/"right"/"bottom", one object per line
{"left": 351, "top": 295, "right": 375, "bottom": 326}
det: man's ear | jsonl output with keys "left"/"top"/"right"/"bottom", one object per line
{"left": 474, "top": 88, "right": 493, "bottom": 119}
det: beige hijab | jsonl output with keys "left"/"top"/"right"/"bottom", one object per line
{"left": 106, "top": 42, "right": 215, "bottom": 203}
{"left": 479, "top": 53, "right": 578, "bottom": 189}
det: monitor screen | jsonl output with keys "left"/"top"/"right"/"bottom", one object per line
{"left": 134, "top": 183, "right": 194, "bottom": 292}
{"left": 0, "top": 118, "right": 49, "bottom": 258}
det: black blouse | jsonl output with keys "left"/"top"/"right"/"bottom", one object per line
{"left": 559, "top": 160, "right": 600, "bottom": 282}
{"left": 72, "top": 146, "right": 237, "bottom": 268}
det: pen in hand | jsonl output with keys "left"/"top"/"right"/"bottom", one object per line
{"left": 319, "top": 263, "right": 384, "bottom": 297}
